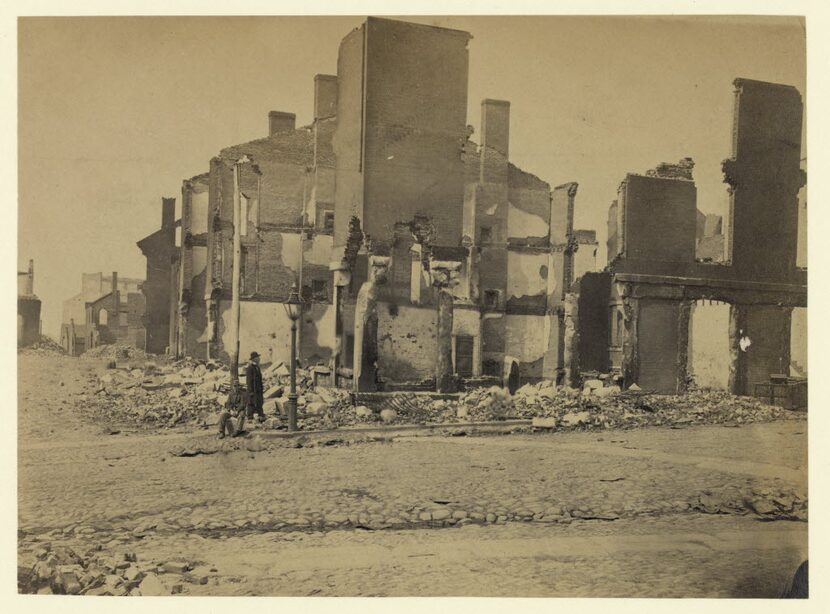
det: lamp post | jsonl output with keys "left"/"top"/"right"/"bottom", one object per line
{"left": 284, "top": 282, "right": 303, "bottom": 431}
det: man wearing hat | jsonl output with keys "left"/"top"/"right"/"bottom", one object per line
{"left": 245, "top": 351, "right": 266, "bottom": 423}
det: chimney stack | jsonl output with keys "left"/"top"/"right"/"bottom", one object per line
{"left": 26, "top": 259, "right": 34, "bottom": 295}
{"left": 112, "top": 271, "right": 119, "bottom": 326}
{"left": 162, "top": 197, "right": 176, "bottom": 229}
{"left": 269, "top": 111, "right": 296, "bottom": 136}
{"left": 481, "top": 99, "right": 510, "bottom": 159}
{"left": 314, "top": 74, "right": 338, "bottom": 120}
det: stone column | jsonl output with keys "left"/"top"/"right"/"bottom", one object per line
{"left": 728, "top": 303, "right": 748, "bottom": 395}
{"left": 676, "top": 299, "right": 693, "bottom": 393}
{"left": 352, "top": 255, "right": 388, "bottom": 392}
{"left": 562, "top": 294, "right": 579, "bottom": 387}
{"left": 430, "top": 260, "right": 462, "bottom": 393}
{"left": 436, "top": 288, "right": 455, "bottom": 392}
{"left": 472, "top": 334, "right": 482, "bottom": 377}
{"left": 330, "top": 260, "right": 351, "bottom": 377}
{"left": 620, "top": 291, "right": 640, "bottom": 389}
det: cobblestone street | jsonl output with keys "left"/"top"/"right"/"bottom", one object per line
{"left": 18, "top": 355, "right": 808, "bottom": 597}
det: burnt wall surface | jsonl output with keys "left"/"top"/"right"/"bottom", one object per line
{"left": 744, "top": 305, "right": 791, "bottom": 391}
{"left": 621, "top": 174, "right": 697, "bottom": 263}
{"left": 361, "top": 18, "right": 470, "bottom": 247}
{"left": 575, "top": 272, "right": 611, "bottom": 375}
{"left": 637, "top": 300, "right": 681, "bottom": 394}
{"left": 607, "top": 200, "right": 619, "bottom": 264}
{"left": 218, "top": 130, "right": 314, "bottom": 231}
{"left": 333, "top": 25, "right": 366, "bottom": 247}
{"left": 18, "top": 297, "right": 41, "bottom": 346}
{"left": 377, "top": 302, "right": 437, "bottom": 382}
{"left": 724, "top": 79, "right": 803, "bottom": 281}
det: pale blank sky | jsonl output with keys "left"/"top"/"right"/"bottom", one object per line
{"left": 18, "top": 16, "right": 805, "bottom": 338}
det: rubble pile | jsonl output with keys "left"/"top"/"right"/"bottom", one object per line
{"left": 18, "top": 543, "right": 207, "bottom": 595}
{"left": 80, "top": 361, "right": 228, "bottom": 428}
{"left": 74, "top": 350, "right": 803, "bottom": 433}
{"left": 78, "top": 357, "right": 356, "bottom": 431}
{"left": 82, "top": 344, "right": 148, "bottom": 362}
{"left": 19, "top": 336, "right": 66, "bottom": 356}
{"left": 503, "top": 381, "right": 802, "bottom": 430}
{"left": 693, "top": 486, "right": 807, "bottom": 521}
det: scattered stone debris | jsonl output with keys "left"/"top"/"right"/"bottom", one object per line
{"left": 692, "top": 487, "right": 807, "bottom": 521}
{"left": 17, "top": 543, "right": 205, "bottom": 596}
{"left": 72, "top": 348, "right": 803, "bottom": 435}
{"left": 82, "top": 343, "right": 149, "bottom": 362}
{"left": 18, "top": 336, "right": 66, "bottom": 356}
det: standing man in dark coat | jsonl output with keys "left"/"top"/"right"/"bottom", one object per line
{"left": 246, "top": 351, "right": 265, "bottom": 422}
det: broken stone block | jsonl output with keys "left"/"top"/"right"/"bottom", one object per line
{"left": 594, "top": 385, "right": 621, "bottom": 398}
{"left": 380, "top": 408, "right": 397, "bottom": 423}
{"left": 61, "top": 571, "right": 82, "bottom": 595}
{"left": 314, "top": 387, "right": 341, "bottom": 404}
{"left": 562, "top": 411, "right": 591, "bottom": 427}
{"left": 539, "top": 387, "right": 557, "bottom": 400}
{"left": 532, "top": 417, "right": 558, "bottom": 429}
{"left": 138, "top": 573, "right": 167, "bottom": 596}
{"left": 747, "top": 497, "right": 778, "bottom": 516}
{"left": 161, "top": 561, "right": 190, "bottom": 574}
{"left": 431, "top": 509, "right": 451, "bottom": 521}
{"left": 305, "top": 402, "right": 328, "bottom": 416}
{"left": 456, "top": 406, "right": 469, "bottom": 420}
{"left": 123, "top": 566, "right": 145, "bottom": 586}
{"left": 355, "top": 405, "right": 373, "bottom": 419}
{"left": 583, "top": 379, "right": 603, "bottom": 391}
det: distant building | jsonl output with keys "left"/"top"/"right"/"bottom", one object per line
{"left": 60, "top": 271, "right": 145, "bottom": 356}
{"left": 17, "top": 259, "right": 41, "bottom": 347}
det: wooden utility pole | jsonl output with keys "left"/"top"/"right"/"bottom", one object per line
{"left": 229, "top": 156, "right": 247, "bottom": 387}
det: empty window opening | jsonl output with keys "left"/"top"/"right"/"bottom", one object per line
{"left": 483, "top": 290, "right": 499, "bottom": 310}
{"left": 688, "top": 300, "right": 730, "bottom": 390}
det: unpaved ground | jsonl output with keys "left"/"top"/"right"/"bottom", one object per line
{"left": 17, "top": 354, "right": 808, "bottom": 597}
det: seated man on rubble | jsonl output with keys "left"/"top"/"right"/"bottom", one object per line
{"left": 217, "top": 382, "right": 246, "bottom": 439}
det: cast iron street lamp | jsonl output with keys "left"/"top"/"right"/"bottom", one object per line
{"left": 283, "top": 282, "right": 303, "bottom": 431}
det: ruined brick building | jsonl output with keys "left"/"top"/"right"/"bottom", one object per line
{"left": 151, "top": 17, "right": 598, "bottom": 391}
{"left": 17, "top": 259, "right": 41, "bottom": 347}
{"left": 569, "top": 78, "right": 806, "bottom": 394}
{"left": 60, "top": 272, "right": 146, "bottom": 356}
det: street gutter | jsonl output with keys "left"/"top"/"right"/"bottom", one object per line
{"left": 255, "top": 419, "right": 533, "bottom": 440}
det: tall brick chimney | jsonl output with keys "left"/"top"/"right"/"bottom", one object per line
{"left": 111, "top": 271, "right": 119, "bottom": 327}
{"left": 314, "top": 74, "right": 338, "bottom": 120}
{"left": 26, "top": 259, "right": 34, "bottom": 295}
{"left": 269, "top": 111, "right": 296, "bottom": 135}
{"left": 481, "top": 99, "right": 510, "bottom": 159}
{"left": 161, "top": 197, "right": 176, "bottom": 229}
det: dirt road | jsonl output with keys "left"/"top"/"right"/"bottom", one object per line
{"left": 17, "top": 353, "right": 808, "bottom": 597}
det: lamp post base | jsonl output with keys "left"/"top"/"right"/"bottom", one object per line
{"left": 287, "top": 393, "right": 298, "bottom": 432}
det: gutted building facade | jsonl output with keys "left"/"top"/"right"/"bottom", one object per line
{"left": 168, "top": 74, "right": 339, "bottom": 366}
{"left": 157, "top": 17, "right": 598, "bottom": 388}
{"left": 17, "top": 259, "right": 41, "bottom": 347}
{"left": 570, "top": 78, "right": 806, "bottom": 395}
{"left": 326, "top": 18, "right": 597, "bottom": 391}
